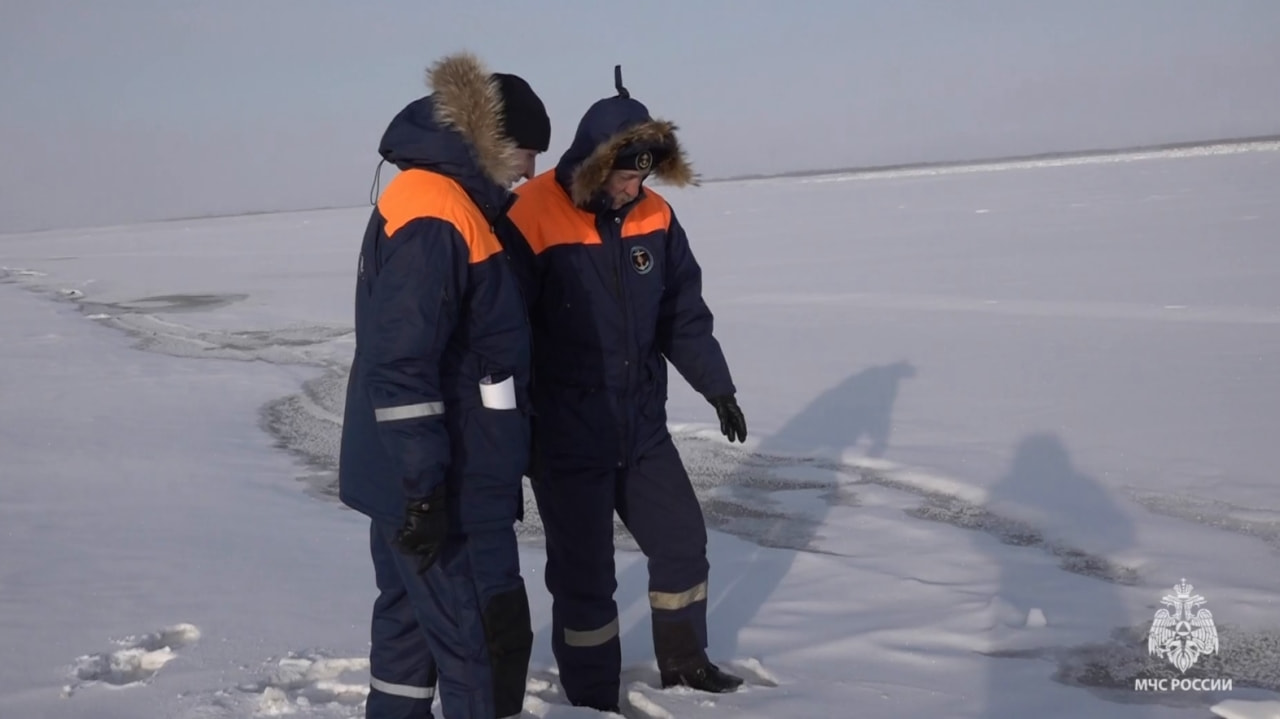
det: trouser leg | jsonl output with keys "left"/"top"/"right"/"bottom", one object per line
{"left": 372, "top": 522, "right": 531, "bottom": 718}
{"left": 465, "top": 526, "right": 533, "bottom": 719}
{"left": 368, "top": 521, "right": 438, "bottom": 718}
{"left": 531, "top": 467, "right": 620, "bottom": 710}
{"left": 617, "top": 438, "right": 711, "bottom": 673}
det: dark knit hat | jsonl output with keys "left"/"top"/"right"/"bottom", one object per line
{"left": 491, "top": 73, "right": 551, "bottom": 152}
{"left": 612, "top": 144, "right": 660, "bottom": 172}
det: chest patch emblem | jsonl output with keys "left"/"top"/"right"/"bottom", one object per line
{"left": 630, "top": 245, "right": 654, "bottom": 275}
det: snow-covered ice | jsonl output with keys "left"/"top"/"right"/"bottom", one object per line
{"left": 3, "top": 141, "right": 1280, "bottom": 717}
{"left": 1213, "top": 699, "right": 1280, "bottom": 719}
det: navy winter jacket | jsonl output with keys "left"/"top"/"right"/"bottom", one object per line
{"left": 338, "top": 92, "right": 531, "bottom": 531}
{"left": 505, "top": 95, "right": 734, "bottom": 471}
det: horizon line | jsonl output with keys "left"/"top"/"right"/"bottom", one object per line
{"left": 703, "top": 132, "right": 1280, "bottom": 182}
{"left": 5, "top": 132, "right": 1278, "bottom": 237}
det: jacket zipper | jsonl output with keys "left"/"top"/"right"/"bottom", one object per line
{"left": 604, "top": 213, "right": 635, "bottom": 469}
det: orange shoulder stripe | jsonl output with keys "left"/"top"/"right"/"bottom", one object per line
{"left": 509, "top": 172, "right": 601, "bottom": 255}
{"left": 622, "top": 190, "right": 671, "bottom": 238}
{"left": 377, "top": 169, "right": 502, "bottom": 265}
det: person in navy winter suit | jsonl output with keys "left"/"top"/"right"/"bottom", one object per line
{"left": 504, "top": 68, "right": 748, "bottom": 711}
{"left": 337, "top": 51, "right": 551, "bottom": 719}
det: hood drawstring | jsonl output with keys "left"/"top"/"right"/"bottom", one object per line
{"left": 368, "top": 158, "right": 387, "bottom": 206}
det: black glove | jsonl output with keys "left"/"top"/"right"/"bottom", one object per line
{"left": 709, "top": 394, "right": 747, "bottom": 443}
{"left": 396, "top": 484, "right": 449, "bottom": 572}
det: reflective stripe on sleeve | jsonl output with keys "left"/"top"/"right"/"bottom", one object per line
{"left": 374, "top": 401, "right": 445, "bottom": 422}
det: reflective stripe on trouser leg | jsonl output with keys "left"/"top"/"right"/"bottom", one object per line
{"left": 531, "top": 467, "right": 623, "bottom": 709}
{"left": 373, "top": 522, "right": 528, "bottom": 719}
{"left": 367, "top": 522, "right": 438, "bottom": 719}
{"left": 650, "top": 581, "right": 711, "bottom": 673}
{"left": 649, "top": 581, "right": 708, "bottom": 611}
{"left": 618, "top": 437, "right": 712, "bottom": 671}
{"left": 564, "top": 617, "right": 620, "bottom": 647}
{"left": 370, "top": 676, "right": 436, "bottom": 700}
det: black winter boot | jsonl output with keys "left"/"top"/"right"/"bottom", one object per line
{"left": 659, "top": 661, "right": 744, "bottom": 693}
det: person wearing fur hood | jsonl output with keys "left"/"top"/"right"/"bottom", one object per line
{"left": 338, "top": 51, "right": 549, "bottom": 719}
{"left": 504, "top": 67, "right": 747, "bottom": 711}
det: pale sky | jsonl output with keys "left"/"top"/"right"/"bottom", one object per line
{"left": 2, "top": 0, "right": 1278, "bottom": 233}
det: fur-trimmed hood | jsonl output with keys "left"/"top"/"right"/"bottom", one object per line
{"left": 377, "top": 52, "right": 523, "bottom": 216}
{"left": 555, "top": 95, "right": 697, "bottom": 209}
